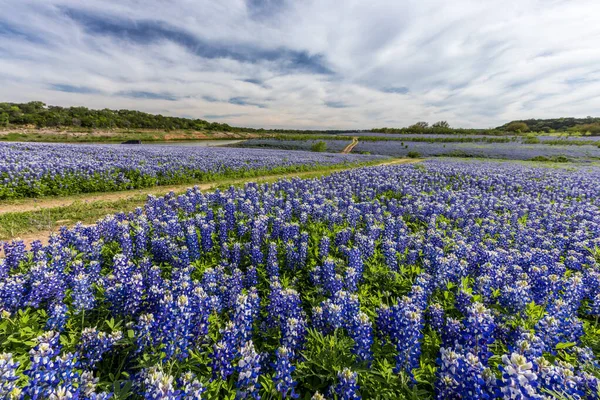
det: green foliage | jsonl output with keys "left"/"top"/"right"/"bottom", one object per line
{"left": 522, "top": 135, "right": 540, "bottom": 144}
{"left": 311, "top": 141, "right": 328, "bottom": 152}
{"left": 530, "top": 155, "right": 571, "bottom": 163}
{"left": 432, "top": 121, "right": 450, "bottom": 128}
{"left": 407, "top": 151, "right": 421, "bottom": 158}
{"left": 0, "top": 112, "right": 9, "bottom": 127}
{"left": 499, "top": 117, "right": 600, "bottom": 134}
{"left": 505, "top": 122, "right": 529, "bottom": 133}
{"left": 411, "top": 121, "right": 429, "bottom": 129}
{"left": 0, "top": 101, "right": 367, "bottom": 135}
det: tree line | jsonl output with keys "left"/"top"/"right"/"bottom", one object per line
{"left": 0, "top": 102, "right": 363, "bottom": 134}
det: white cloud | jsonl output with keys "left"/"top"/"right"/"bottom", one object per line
{"left": 1, "top": 0, "right": 599, "bottom": 129}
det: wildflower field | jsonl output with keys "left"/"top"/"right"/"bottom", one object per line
{"left": 1, "top": 160, "right": 600, "bottom": 399}
{"left": 0, "top": 142, "right": 381, "bottom": 199}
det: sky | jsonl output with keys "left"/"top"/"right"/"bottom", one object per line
{"left": 1, "top": 0, "right": 600, "bottom": 129}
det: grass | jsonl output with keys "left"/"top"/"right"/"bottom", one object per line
{"left": 0, "top": 130, "right": 260, "bottom": 143}
{"left": 0, "top": 197, "right": 147, "bottom": 240}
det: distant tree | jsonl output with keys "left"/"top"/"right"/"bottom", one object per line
{"left": 0, "top": 112, "right": 8, "bottom": 127}
{"left": 411, "top": 121, "right": 429, "bottom": 129}
{"left": 505, "top": 122, "right": 529, "bottom": 132}
{"left": 571, "top": 123, "right": 600, "bottom": 135}
{"left": 311, "top": 141, "right": 327, "bottom": 152}
{"left": 432, "top": 121, "right": 450, "bottom": 128}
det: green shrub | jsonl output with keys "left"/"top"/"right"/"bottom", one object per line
{"left": 522, "top": 136, "right": 540, "bottom": 144}
{"left": 407, "top": 151, "right": 421, "bottom": 158}
{"left": 531, "top": 156, "right": 550, "bottom": 162}
{"left": 311, "top": 141, "right": 327, "bottom": 152}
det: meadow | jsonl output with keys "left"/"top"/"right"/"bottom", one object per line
{"left": 234, "top": 136, "right": 600, "bottom": 162}
{"left": 1, "top": 159, "right": 599, "bottom": 399}
{"left": 0, "top": 142, "right": 382, "bottom": 199}
{"left": 352, "top": 140, "right": 600, "bottom": 161}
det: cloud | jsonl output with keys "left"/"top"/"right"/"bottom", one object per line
{"left": 229, "top": 96, "right": 267, "bottom": 108}
{"left": 324, "top": 101, "right": 349, "bottom": 109}
{"left": 61, "top": 6, "right": 332, "bottom": 75}
{"left": 382, "top": 87, "right": 410, "bottom": 95}
{"left": 204, "top": 113, "right": 247, "bottom": 119}
{"left": 50, "top": 84, "right": 101, "bottom": 94}
{"left": 0, "top": 0, "right": 599, "bottom": 129}
{"left": 117, "top": 91, "right": 179, "bottom": 101}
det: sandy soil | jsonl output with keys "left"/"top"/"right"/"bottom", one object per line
{"left": 342, "top": 137, "right": 359, "bottom": 154}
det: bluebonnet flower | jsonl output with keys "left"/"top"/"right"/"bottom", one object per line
{"left": 281, "top": 317, "right": 307, "bottom": 355}
{"left": 510, "top": 330, "right": 545, "bottom": 360}
{"left": 274, "top": 346, "right": 298, "bottom": 399}
{"left": 133, "top": 217, "right": 149, "bottom": 258}
{"left": 0, "top": 353, "right": 20, "bottom": 399}
{"left": 589, "top": 292, "right": 600, "bottom": 316}
{"left": 266, "top": 242, "right": 279, "bottom": 278}
{"left": 318, "top": 259, "right": 343, "bottom": 296}
{"left": 23, "top": 331, "right": 79, "bottom": 399}
{"left": 535, "top": 309, "right": 584, "bottom": 355}
{"left": 200, "top": 222, "right": 214, "bottom": 252}
{"left": 316, "top": 291, "right": 361, "bottom": 335}
{"left": 79, "top": 370, "right": 114, "bottom": 400}
{"left": 71, "top": 269, "right": 96, "bottom": 312}
{"left": 104, "top": 254, "right": 143, "bottom": 317}
{"left": 335, "top": 228, "right": 351, "bottom": 248}
{"left": 455, "top": 289, "right": 473, "bottom": 315}
{"left": 185, "top": 225, "right": 201, "bottom": 261}
{"left": 143, "top": 366, "right": 180, "bottom": 399}
{"left": 211, "top": 322, "right": 237, "bottom": 380}
{"left": 535, "top": 357, "right": 585, "bottom": 399}
{"left": 246, "top": 266, "right": 258, "bottom": 288}
{"left": 319, "top": 236, "right": 330, "bottom": 260}
{"left": 390, "top": 299, "right": 424, "bottom": 376}
{"left": 427, "top": 303, "right": 445, "bottom": 333}
{"left": 233, "top": 289, "right": 261, "bottom": 345}
{"left": 250, "top": 245, "right": 263, "bottom": 268}
{"left": 383, "top": 240, "right": 398, "bottom": 271}
{"left": 334, "top": 368, "right": 361, "bottom": 400}
{"left": 349, "top": 312, "right": 373, "bottom": 363}
{"left": 499, "top": 279, "right": 532, "bottom": 314}
{"left": 499, "top": 353, "right": 541, "bottom": 399}
{"left": 3, "top": 240, "right": 26, "bottom": 270}
{"left": 435, "top": 347, "right": 497, "bottom": 400}
{"left": 78, "top": 328, "right": 122, "bottom": 368}
{"left": 462, "top": 302, "right": 496, "bottom": 363}
{"left": 46, "top": 302, "right": 69, "bottom": 332}
{"left": 179, "top": 371, "right": 206, "bottom": 399}
{"left": 159, "top": 293, "right": 195, "bottom": 361}
{"left": 135, "top": 313, "right": 157, "bottom": 354}
{"left": 236, "top": 341, "right": 261, "bottom": 399}
{"left": 26, "top": 260, "right": 67, "bottom": 308}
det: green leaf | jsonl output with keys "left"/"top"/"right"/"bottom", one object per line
{"left": 555, "top": 342, "right": 575, "bottom": 350}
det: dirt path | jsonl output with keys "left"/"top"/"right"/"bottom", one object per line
{"left": 341, "top": 137, "right": 359, "bottom": 154}
{"left": 2, "top": 158, "right": 422, "bottom": 247}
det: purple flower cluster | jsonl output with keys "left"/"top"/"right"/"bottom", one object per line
{"left": 0, "top": 142, "right": 381, "bottom": 198}
{"left": 2, "top": 159, "right": 600, "bottom": 398}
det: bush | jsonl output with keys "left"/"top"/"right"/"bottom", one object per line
{"left": 407, "top": 151, "right": 421, "bottom": 158}
{"left": 522, "top": 137, "right": 540, "bottom": 144}
{"left": 531, "top": 156, "right": 550, "bottom": 162}
{"left": 311, "top": 141, "right": 328, "bottom": 152}
{"left": 505, "top": 122, "right": 529, "bottom": 132}
{"left": 530, "top": 155, "right": 570, "bottom": 163}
